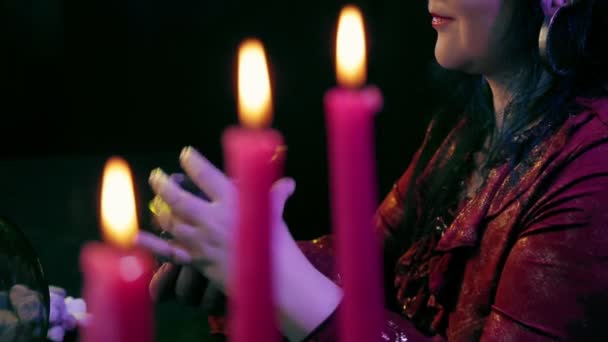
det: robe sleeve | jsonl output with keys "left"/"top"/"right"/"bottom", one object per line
{"left": 298, "top": 235, "right": 438, "bottom": 342}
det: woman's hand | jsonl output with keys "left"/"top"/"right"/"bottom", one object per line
{"left": 138, "top": 146, "right": 343, "bottom": 341}
{"left": 137, "top": 146, "right": 295, "bottom": 292}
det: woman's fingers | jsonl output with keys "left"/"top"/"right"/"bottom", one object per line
{"left": 170, "top": 222, "right": 200, "bottom": 243}
{"left": 150, "top": 194, "right": 207, "bottom": 240}
{"left": 171, "top": 220, "right": 220, "bottom": 249}
{"left": 136, "top": 231, "right": 192, "bottom": 264}
{"left": 271, "top": 177, "right": 296, "bottom": 217}
{"left": 136, "top": 230, "right": 224, "bottom": 289}
{"left": 153, "top": 202, "right": 222, "bottom": 249}
{"left": 175, "top": 266, "right": 207, "bottom": 305}
{"left": 179, "top": 147, "right": 233, "bottom": 202}
{"left": 149, "top": 168, "right": 215, "bottom": 227}
{"left": 136, "top": 228, "right": 219, "bottom": 265}
{"left": 149, "top": 263, "right": 208, "bottom": 306}
{"left": 196, "top": 244, "right": 226, "bottom": 289}
{"left": 149, "top": 262, "right": 180, "bottom": 302}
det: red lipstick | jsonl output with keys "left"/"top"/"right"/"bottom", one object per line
{"left": 430, "top": 13, "right": 454, "bottom": 28}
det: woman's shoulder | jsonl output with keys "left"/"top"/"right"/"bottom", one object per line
{"left": 521, "top": 97, "right": 608, "bottom": 219}
{"left": 558, "top": 97, "right": 608, "bottom": 155}
{"left": 576, "top": 96, "right": 608, "bottom": 114}
{"left": 572, "top": 97, "right": 608, "bottom": 131}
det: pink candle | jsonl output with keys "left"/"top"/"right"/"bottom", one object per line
{"left": 325, "top": 6, "right": 384, "bottom": 342}
{"left": 80, "top": 157, "right": 155, "bottom": 342}
{"left": 222, "top": 38, "right": 283, "bottom": 342}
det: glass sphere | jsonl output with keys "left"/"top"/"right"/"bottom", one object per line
{"left": 0, "top": 217, "right": 50, "bottom": 341}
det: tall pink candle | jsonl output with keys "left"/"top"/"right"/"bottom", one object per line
{"left": 325, "top": 6, "right": 384, "bottom": 342}
{"left": 222, "top": 38, "right": 283, "bottom": 342}
{"left": 80, "top": 157, "right": 155, "bottom": 342}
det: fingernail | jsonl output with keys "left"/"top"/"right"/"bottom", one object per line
{"left": 149, "top": 197, "right": 170, "bottom": 215}
{"left": 180, "top": 146, "right": 192, "bottom": 162}
{"left": 149, "top": 168, "right": 168, "bottom": 186}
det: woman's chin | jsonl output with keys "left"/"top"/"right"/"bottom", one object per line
{"left": 435, "top": 49, "right": 463, "bottom": 71}
{"left": 434, "top": 50, "right": 478, "bottom": 74}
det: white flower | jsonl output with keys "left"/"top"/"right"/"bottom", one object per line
{"left": 62, "top": 297, "right": 87, "bottom": 330}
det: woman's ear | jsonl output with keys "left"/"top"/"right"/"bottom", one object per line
{"left": 540, "top": 0, "right": 572, "bottom": 17}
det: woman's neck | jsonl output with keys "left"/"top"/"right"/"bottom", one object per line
{"left": 485, "top": 74, "right": 515, "bottom": 132}
{"left": 482, "top": 51, "right": 535, "bottom": 132}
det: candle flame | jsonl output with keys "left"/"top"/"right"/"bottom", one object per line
{"left": 100, "top": 157, "right": 138, "bottom": 248}
{"left": 238, "top": 39, "right": 273, "bottom": 129}
{"left": 336, "top": 5, "right": 367, "bottom": 88}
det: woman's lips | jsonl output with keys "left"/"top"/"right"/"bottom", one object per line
{"left": 430, "top": 13, "right": 455, "bottom": 28}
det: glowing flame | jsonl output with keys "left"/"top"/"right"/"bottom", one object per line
{"left": 100, "top": 157, "right": 138, "bottom": 248}
{"left": 336, "top": 5, "right": 367, "bottom": 88}
{"left": 238, "top": 39, "right": 273, "bottom": 129}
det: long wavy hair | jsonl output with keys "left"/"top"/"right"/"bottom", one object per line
{"left": 396, "top": 0, "right": 608, "bottom": 250}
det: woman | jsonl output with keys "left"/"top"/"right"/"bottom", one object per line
{"left": 138, "top": 0, "right": 608, "bottom": 340}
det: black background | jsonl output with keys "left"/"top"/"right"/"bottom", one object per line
{"left": 0, "top": 0, "right": 437, "bottom": 340}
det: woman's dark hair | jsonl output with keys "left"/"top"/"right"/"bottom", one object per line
{"left": 437, "top": 0, "right": 606, "bottom": 153}
{"left": 398, "top": 0, "right": 608, "bottom": 248}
